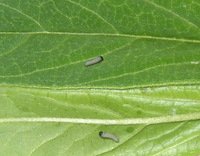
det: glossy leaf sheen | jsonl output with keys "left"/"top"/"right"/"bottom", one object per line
{"left": 0, "top": 0, "right": 200, "bottom": 155}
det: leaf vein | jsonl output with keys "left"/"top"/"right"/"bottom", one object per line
{"left": 0, "top": 113, "right": 200, "bottom": 124}
{"left": 0, "top": 3, "right": 45, "bottom": 31}
{"left": 144, "top": 0, "right": 199, "bottom": 29}
{"left": 80, "top": 61, "right": 194, "bottom": 85}
{"left": 0, "top": 32, "right": 199, "bottom": 44}
{"left": 0, "top": 41, "right": 133, "bottom": 78}
{"left": 65, "top": 0, "right": 119, "bottom": 33}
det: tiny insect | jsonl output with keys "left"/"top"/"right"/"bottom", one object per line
{"left": 99, "top": 131, "right": 119, "bottom": 143}
{"left": 85, "top": 56, "right": 104, "bottom": 67}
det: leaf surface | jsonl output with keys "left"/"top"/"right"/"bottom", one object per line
{"left": 0, "top": 0, "right": 200, "bottom": 155}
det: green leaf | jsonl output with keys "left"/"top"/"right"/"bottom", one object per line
{"left": 0, "top": 0, "right": 200, "bottom": 155}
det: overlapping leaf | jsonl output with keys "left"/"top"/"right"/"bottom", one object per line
{"left": 0, "top": 0, "right": 200, "bottom": 155}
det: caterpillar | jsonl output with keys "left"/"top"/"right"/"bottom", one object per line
{"left": 99, "top": 131, "right": 119, "bottom": 143}
{"left": 85, "top": 56, "right": 104, "bottom": 66}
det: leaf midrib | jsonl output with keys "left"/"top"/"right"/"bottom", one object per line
{"left": 0, "top": 82, "right": 199, "bottom": 91}
{"left": 0, "top": 32, "right": 200, "bottom": 44}
{"left": 1, "top": 113, "right": 200, "bottom": 125}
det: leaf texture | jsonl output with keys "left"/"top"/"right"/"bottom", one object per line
{"left": 0, "top": 0, "right": 200, "bottom": 155}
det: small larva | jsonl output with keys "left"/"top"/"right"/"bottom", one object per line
{"left": 85, "top": 56, "right": 104, "bottom": 67}
{"left": 99, "top": 131, "right": 119, "bottom": 143}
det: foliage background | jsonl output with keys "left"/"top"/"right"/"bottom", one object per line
{"left": 0, "top": 0, "right": 200, "bottom": 155}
